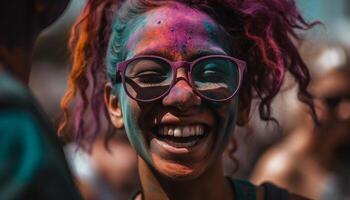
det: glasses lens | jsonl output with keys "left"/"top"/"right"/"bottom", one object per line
{"left": 124, "top": 57, "right": 173, "bottom": 100}
{"left": 192, "top": 57, "right": 239, "bottom": 100}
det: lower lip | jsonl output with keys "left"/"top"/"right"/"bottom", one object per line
{"left": 152, "top": 133, "right": 210, "bottom": 155}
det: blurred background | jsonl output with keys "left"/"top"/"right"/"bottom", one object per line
{"left": 29, "top": 0, "right": 350, "bottom": 199}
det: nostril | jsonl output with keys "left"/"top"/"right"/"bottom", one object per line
{"left": 174, "top": 102, "right": 189, "bottom": 112}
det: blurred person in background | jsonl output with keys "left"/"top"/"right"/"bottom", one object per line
{"left": 252, "top": 43, "right": 350, "bottom": 200}
{"left": 65, "top": 131, "right": 139, "bottom": 200}
{"left": 0, "top": 0, "right": 81, "bottom": 199}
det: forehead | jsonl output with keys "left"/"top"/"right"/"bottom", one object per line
{"left": 124, "top": 3, "right": 231, "bottom": 60}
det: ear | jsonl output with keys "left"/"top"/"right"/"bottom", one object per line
{"left": 236, "top": 91, "right": 252, "bottom": 126}
{"left": 104, "top": 83, "right": 124, "bottom": 129}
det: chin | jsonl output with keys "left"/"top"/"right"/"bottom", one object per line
{"left": 151, "top": 153, "right": 209, "bottom": 181}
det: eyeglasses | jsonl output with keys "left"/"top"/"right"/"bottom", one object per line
{"left": 116, "top": 55, "right": 246, "bottom": 102}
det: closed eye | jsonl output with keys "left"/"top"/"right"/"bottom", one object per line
{"left": 203, "top": 69, "right": 224, "bottom": 76}
{"left": 132, "top": 71, "right": 168, "bottom": 84}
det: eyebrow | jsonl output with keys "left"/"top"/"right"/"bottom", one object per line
{"left": 134, "top": 49, "right": 227, "bottom": 61}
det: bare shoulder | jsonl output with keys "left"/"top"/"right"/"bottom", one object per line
{"left": 251, "top": 145, "right": 294, "bottom": 185}
{"left": 251, "top": 130, "right": 309, "bottom": 186}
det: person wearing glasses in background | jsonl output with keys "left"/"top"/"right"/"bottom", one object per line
{"left": 60, "top": 0, "right": 319, "bottom": 199}
{"left": 0, "top": 1, "right": 81, "bottom": 199}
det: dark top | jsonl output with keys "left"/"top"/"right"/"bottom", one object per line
{"left": 129, "top": 177, "right": 289, "bottom": 200}
{"left": 0, "top": 71, "right": 82, "bottom": 200}
{"left": 228, "top": 177, "right": 289, "bottom": 200}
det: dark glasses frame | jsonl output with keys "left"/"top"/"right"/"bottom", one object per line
{"left": 116, "top": 55, "right": 246, "bottom": 102}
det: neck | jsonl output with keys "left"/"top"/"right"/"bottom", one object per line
{"left": 0, "top": 46, "right": 32, "bottom": 84}
{"left": 138, "top": 157, "right": 234, "bottom": 200}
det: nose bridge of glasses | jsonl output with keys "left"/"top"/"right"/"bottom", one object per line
{"left": 173, "top": 60, "right": 191, "bottom": 70}
{"left": 172, "top": 61, "right": 191, "bottom": 83}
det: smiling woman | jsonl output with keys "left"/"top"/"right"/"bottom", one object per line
{"left": 59, "top": 0, "right": 318, "bottom": 199}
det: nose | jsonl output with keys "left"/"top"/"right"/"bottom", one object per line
{"left": 162, "top": 75, "right": 201, "bottom": 111}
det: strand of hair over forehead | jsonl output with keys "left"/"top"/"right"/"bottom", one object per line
{"left": 59, "top": 0, "right": 319, "bottom": 153}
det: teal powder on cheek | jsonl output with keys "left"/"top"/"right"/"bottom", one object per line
{"left": 119, "top": 89, "right": 154, "bottom": 164}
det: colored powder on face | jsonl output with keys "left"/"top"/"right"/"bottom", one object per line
{"left": 204, "top": 21, "right": 216, "bottom": 39}
{"left": 112, "top": 3, "right": 239, "bottom": 172}
{"left": 124, "top": 9, "right": 231, "bottom": 61}
{"left": 122, "top": 15, "right": 148, "bottom": 57}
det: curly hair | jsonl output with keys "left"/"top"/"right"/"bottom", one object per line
{"left": 59, "top": 0, "right": 318, "bottom": 160}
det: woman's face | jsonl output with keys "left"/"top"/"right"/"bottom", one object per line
{"left": 107, "top": 3, "right": 240, "bottom": 180}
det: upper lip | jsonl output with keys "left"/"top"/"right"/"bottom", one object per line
{"left": 150, "top": 109, "right": 215, "bottom": 129}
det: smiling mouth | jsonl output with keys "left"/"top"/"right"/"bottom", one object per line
{"left": 153, "top": 124, "right": 210, "bottom": 148}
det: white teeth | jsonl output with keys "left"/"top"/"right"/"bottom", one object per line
{"left": 195, "top": 126, "right": 200, "bottom": 135}
{"left": 183, "top": 127, "right": 190, "bottom": 137}
{"left": 174, "top": 128, "right": 181, "bottom": 137}
{"left": 158, "top": 125, "right": 206, "bottom": 137}
{"left": 190, "top": 127, "right": 196, "bottom": 136}
{"left": 168, "top": 128, "right": 174, "bottom": 136}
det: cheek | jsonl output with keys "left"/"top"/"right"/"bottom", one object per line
{"left": 120, "top": 91, "right": 144, "bottom": 147}
{"left": 120, "top": 90, "right": 137, "bottom": 125}
{"left": 223, "top": 103, "right": 238, "bottom": 137}
{"left": 212, "top": 98, "right": 238, "bottom": 139}
{"left": 120, "top": 91, "right": 158, "bottom": 157}
{"left": 118, "top": 86, "right": 153, "bottom": 131}
{"left": 206, "top": 98, "right": 237, "bottom": 161}
{"left": 121, "top": 98, "right": 153, "bottom": 162}
{"left": 210, "top": 98, "right": 238, "bottom": 124}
